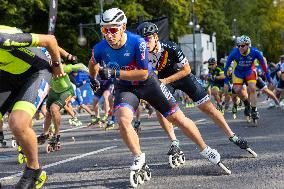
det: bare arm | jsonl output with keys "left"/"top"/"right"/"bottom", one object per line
{"left": 119, "top": 69, "right": 148, "bottom": 81}
{"left": 161, "top": 62, "right": 191, "bottom": 84}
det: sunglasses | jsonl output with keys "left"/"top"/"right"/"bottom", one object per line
{"left": 101, "top": 26, "right": 121, "bottom": 35}
{"left": 143, "top": 36, "right": 152, "bottom": 42}
{"left": 238, "top": 44, "right": 247, "bottom": 48}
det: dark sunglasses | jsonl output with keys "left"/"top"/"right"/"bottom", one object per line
{"left": 101, "top": 26, "right": 121, "bottom": 35}
{"left": 238, "top": 44, "right": 247, "bottom": 48}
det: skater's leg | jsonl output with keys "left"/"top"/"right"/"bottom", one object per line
{"left": 166, "top": 110, "right": 206, "bottom": 151}
{"left": 116, "top": 107, "right": 141, "bottom": 156}
{"left": 80, "top": 104, "right": 93, "bottom": 115}
{"left": 156, "top": 110, "right": 177, "bottom": 141}
{"left": 43, "top": 111, "right": 52, "bottom": 134}
{"left": 247, "top": 82, "right": 257, "bottom": 108}
{"left": 198, "top": 101, "right": 234, "bottom": 138}
{"left": 50, "top": 104, "right": 61, "bottom": 136}
{"left": 262, "top": 87, "right": 280, "bottom": 105}
{"left": 9, "top": 110, "right": 39, "bottom": 170}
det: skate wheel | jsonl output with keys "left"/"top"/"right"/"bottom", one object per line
{"left": 56, "top": 144, "right": 61, "bottom": 151}
{"left": 36, "top": 170, "right": 47, "bottom": 189}
{"left": 130, "top": 171, "right": 138, "bottom": 188}
{"left": 246, "top": 116, "right": 251, "bottom": 123}
{"left": 252, "top": 119, "right": 258, "bottom": 127}
{"left": 174, "top": 158, "right": 180, "bottom": 167}
{"left": 46, "top": 144, "right": 52, "bottom": 153}
{"left": 218, "top": 162, "right": 231, "bottom": 175}
{"left": 12, "top": 140, "right": 17, "bottom": 148}
{"left": 178, "top": 154, "right": 185, "bottom": 164}
{"left": 246, "top": 148, "right": 257, "bottom": 158}
{"left": 169, "top": 155, "right": 176, "bottom": 168}
{"left": 1, "top": 140, "right": 7, "bottom": 147}
{"left": 18, "top": 153, "right": 26, "bottom": 164}
{"left": 143, "top": 165, "right": 151, "bottom": 181}
{"left": 137, "top": 174, "right": 144, "bottom": 185}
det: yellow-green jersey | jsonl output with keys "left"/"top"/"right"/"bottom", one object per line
{"left": 0, "top": 25, "right": 50, "bottom": 74}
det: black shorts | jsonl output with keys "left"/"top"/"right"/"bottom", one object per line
{"left": 256, "top": 77, "right": 267, "bottom": 91}
{"left": 276, "top": 78, "right": 284, "bottom": 91}
{"left": 94, "top": 80, "right": 112, "bottom": 98}
{"left": 0, "top": 68, "right": 51, "bottom": 116}
{"left": 166, "top": 74, "right": 210, "bottom": 106}
{"left": 114, "top": 73, "right": 179, "bottom": 117}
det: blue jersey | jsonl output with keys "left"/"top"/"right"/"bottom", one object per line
{"left": 224, "top": 47, "right": 268, "bottom": 79}
{"left": 92, "top": 31, "right": 152, "bottom": 86}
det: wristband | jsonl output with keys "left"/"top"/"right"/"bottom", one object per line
{"left": 52, "top": 61, "right": 61, "bottom": 67}
{"left": 115, "top": 69, "right": 120, "bottom": 78}
{"left": 67, "top": 54, "right": 72, "bottom": 60}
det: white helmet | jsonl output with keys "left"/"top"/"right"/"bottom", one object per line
{"left": 237, "top": 35, "right": 251, "bottom": 46}
{"left": 100, "top": 8, "right": 127, "bottom": 26}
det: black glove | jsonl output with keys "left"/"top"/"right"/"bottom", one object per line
{"left": 99, "top": 67, "right": 120, "bottom": 80}
{"left": 90, "top": 78, "right": 100, "bottom": 91}
{"left": 67, "top": 54, "right": 78, "bottom": 64}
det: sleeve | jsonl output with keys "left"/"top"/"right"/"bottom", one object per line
{"left": 92, "top": 45, "right": 101, "bottom": 65}
{"left": 0, "top": 33, "right": 36, "bottom": 50}
{"left": 135, "top": 38, "right": 149, "bottom": 70}
{"left": 173, "top": 43, "right": 188, "bottom": 69}
{"left": 63, "top": 63, "right": 89, "bottom": 73}
{"left": 255, "top": 50, "right": 268, "bottom": 74}
{"left": 224, "top": 50, "right": 235, "bottom": 78}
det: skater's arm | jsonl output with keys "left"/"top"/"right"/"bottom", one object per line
{"left": 160, "top": 62, "right": 191, "bottom": 84}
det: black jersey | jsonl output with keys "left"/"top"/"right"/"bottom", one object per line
{"left": 149, "top": 41, "right": 188, "bottom": 79}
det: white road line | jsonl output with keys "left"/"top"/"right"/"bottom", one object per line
{"left": 0, "top": 146, "right": 117, "bottom": 181}
{"left": 60, "top": 125, "right": 88, "bottom": 133}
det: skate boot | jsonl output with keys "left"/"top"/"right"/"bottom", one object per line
{"left": 229, "top": 134, "right": 257, "bottom": 157}
{"left": 251, "top": 108, "right": 259, "bottom": 127}
{"left": 15, "top": 166, "right": 47, "bottom": 189}
{"left": 129, "top": 153, "right": 151, "bottom": 188}
{"left": 133, "top": 121, "right": 141, "bottom": 135}
{"left": 167, "top": 140, "right": 185, "bottom": 168}
{"left": 244, "top": 104, "right": 251, "bottom": 122}
{"left": 0, "top": 131, "right": 7, "bottom": 147}
{"left": 69, "top": 117, "right": 82, "bottom": 127}
{"left": 17, "top": 145, "right": 27, "bottom": 164}
{"left": 232, "top": 104, "right": 238, "bottom": 119}
{"left": 200, "top": 146, "right": 231, "bottom": 174}
{"left": 37, "top": 133, "right": 49, "bottom": 145}
{"left": 46, "top": 135, "right": 61, "bottom": 153}
{"left": 105, "top": 120, "right": 115, "bottom": 131}
{"left": 89, "top": 116, "right": 102, "bottom": 127}
{"left": 100, "top": 115, "right": 108, "bottom": 123}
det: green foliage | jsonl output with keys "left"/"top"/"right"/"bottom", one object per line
{"left": 1, "top": 0, "right": 283, "bottom": 62}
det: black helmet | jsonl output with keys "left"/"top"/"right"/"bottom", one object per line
{"left": 208, "top": 57, "right": 216, "bottom": 64}
{"left": 136, "top": 22, "right": 158, "bottom": 37}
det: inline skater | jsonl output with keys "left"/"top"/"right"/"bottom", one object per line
{"left": 0, "top": 25, "right": 65, "bottom": 188}
{"left": 224, "top": 35, "right": 271, "bottom": 125}
{"left": 89, "top": 8, "right": 231, "bottom": 187}
{"left": 136, "top": 22, "right": 257, "bottom": 162}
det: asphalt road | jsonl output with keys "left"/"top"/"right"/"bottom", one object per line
{"left": 0, "top": 99, "right": 283, "bottom": 189}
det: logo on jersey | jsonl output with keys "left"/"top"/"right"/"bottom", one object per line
{"left": 139, "top": 41, "right": 146, "bottom": 60}
{"left": 156, "top": 51, "right": 168, "bottom": 71}
{"left": 107, "top": 61, "right": 120, "bottom": 70}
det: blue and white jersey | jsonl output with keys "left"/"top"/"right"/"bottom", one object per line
{"left": 224, "top": 47, "right": 267, "bottom": 78}
{"left": 92, "top": 31, "right": 153, "bottom": 86}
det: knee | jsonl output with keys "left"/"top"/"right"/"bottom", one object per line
{"left": 8, "top": 114, "right": 26, "bottom": 135}
{"left": 167, "top": 110, "right": 184, "bottom": 125}
{"left": 50, "top": 104, "right": 60, "bottom": 115}
{"left": 117, "top": 116, "right": 132, "bottom": 131}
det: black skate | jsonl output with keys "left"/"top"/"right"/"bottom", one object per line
{"left": 217, "top": 104, "right": 224, "bottom": 115}
{"left": 244, "top": 104, "right": 251, "bottom": 123}
{"left": 15, "top": 166, "right": 47, "bottom": 189}
{"left": 0, "top": 132, "right": 7, "bottom": 147}
{"left": 251, "top": 109, "right": 259, "bottom": 127}
{"left": 167, "top": 144, "right": 185, "bottom": 168}
{"left": 229, "top": 134, "right": 257, "bottom": 157}
{"left": 130, "top": 163, "right": 151, "bottom": 188}
{"left": 37, "top": 133, "right": 49, "bottom": 145}
{"left": 105, "top": 120, "right": 115, "bottom": 131}
{"left": 46, "top": 135, "right": 61, "bottom": 153}
{"left": 133, "top": 121, "right": 141, "bottom": 135}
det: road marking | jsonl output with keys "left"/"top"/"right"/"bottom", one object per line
{"left": 0, "top": 146, "right": 117, "bottom": 181}
{"left": 60, "top": 125, "right": 88, "bottom": 133}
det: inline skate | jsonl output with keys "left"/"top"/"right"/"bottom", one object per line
{"left": 167, "top": 140, "right": 185, "bottom": 168}
{"left": 133, "top": 120, "right": 141, "bottom": 135}
{"left": 251, "top": 108, "right": 259, "bottom": 127}
{"left": 0, "top": 132, "right": 7, "bottom": 147}
{"left": 46, "top": 135, "right": 61, "bottom": 153}
{"left": 15, "top": 166, "right": 47, "bottom": 189}
{"left": 129, "top": 153, "right": 151, "bottom": 188}
{"left": 17, "top": 145, "right": 27, "bottom": 164}
{"left": 229, "top": 134, "right": 257, "bottom": 157}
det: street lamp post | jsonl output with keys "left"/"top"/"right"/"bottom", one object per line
{"left": 189, "top": 0, "right": 200, "bottom": 75}
{"left": 77, "top": 23, "right": 102, "bottom": 46}
{"left": 231, "top": 18, "right": 237, "bottom": 46}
